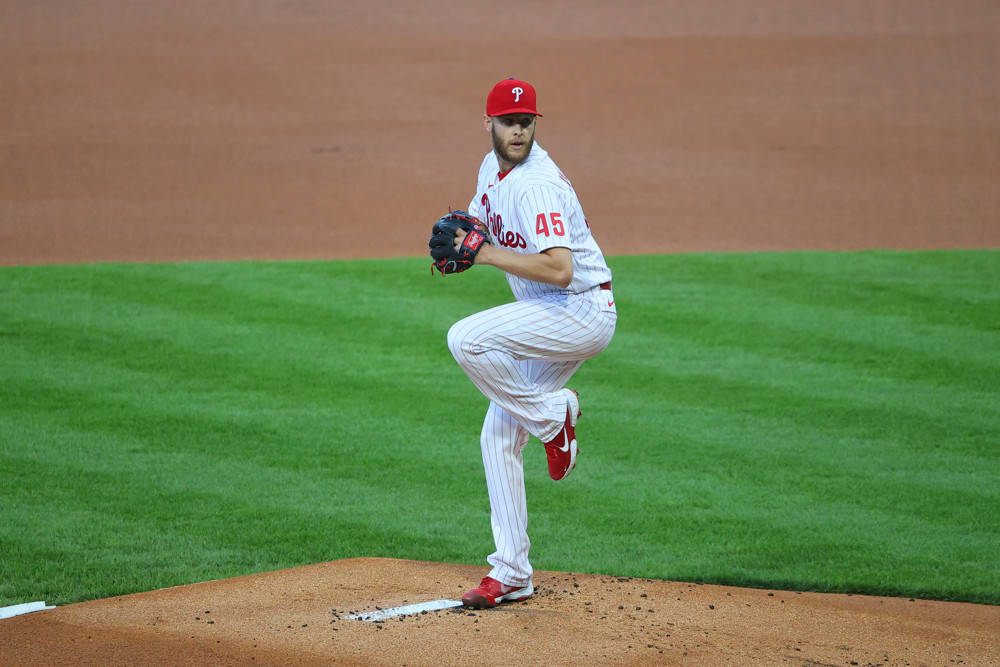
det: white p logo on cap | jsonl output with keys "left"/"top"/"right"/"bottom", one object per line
{"left": 486, "top": 78, "right": 542, "bottom": 117}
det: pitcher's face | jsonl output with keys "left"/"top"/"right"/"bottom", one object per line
{"left": 486, "top": 114, "right": 536, "bottom": 170}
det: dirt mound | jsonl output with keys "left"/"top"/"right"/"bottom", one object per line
{"left": 2, "top": 558, "right": 997, "bottom": 665}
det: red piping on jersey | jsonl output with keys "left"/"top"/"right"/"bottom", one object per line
{"left": 497, "top": 167, "right": 514, "bottom": 181}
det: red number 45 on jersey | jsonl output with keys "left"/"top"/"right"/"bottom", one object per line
{"left": 535, "top": 212, "right": 565, "bottom": 237}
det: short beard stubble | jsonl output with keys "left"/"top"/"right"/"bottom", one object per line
{"left": 491, "top": 123, "right": 534, "bottom": 168}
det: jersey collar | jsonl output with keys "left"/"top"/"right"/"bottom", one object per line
{"left": 496, "top": 142, "right": 545, "bottom": 181}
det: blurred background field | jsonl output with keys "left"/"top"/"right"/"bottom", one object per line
{"left": 3, "top": 1, "right": 999, "bottom": 266}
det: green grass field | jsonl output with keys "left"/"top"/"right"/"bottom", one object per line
{"left": 1, "top": 250, "right": 998, "bottom": 606}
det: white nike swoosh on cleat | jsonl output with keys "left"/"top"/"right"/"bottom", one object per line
{"left": 499, "top": 584, "right": 534, "bottom": 601}
{"left": 557, "top": 432, "right": 571, "bottom": 452}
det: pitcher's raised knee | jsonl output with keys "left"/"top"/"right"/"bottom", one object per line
{"left": 447, "top": 321, "right": 478, "bottom": 366}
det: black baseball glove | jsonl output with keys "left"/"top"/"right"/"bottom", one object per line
{"left": 429, "top": 210, "right": 491, "bottom": 275}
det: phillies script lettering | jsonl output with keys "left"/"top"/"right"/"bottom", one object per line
{"left": 481, "top": 193, "right": 526, "bottom": 249}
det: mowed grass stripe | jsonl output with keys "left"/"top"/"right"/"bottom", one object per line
{"left": 1, "top": 454, "right": 477, "bottom": 601}
{"left": 561, "top": 251, "right": 998, "bottom": 599}
{"left": 1, "top": 250, "right": 997, "bottom": 605}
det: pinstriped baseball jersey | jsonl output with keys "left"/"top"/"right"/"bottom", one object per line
{"left": 468, "top": 142, "right": 612, "bottom": 300}
{"left": 450, "top": 127, "right": 617, "bottom": 591}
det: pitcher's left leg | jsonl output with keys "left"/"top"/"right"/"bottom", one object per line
{"left": 480, "top": 359, "right": 583, "bottom": 585}
{"left": 480, "top": 401, "right": 533, "bottom": 586}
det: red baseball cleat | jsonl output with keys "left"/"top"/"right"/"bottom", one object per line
{"left": 461, "top": 576, "right": 534, "bottom": 609}
{"left": 543, "top": 388, "right": 581, "bottom": 481}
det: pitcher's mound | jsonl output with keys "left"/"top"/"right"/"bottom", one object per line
{"left": 1, "top": 557, "right": 996, "bottom": 665}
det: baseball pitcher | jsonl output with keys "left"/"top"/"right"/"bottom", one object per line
{"left": 430, "top": 78, "right": 617, "bottom": 608}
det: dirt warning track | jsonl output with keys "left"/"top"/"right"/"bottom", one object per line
{"left": 2, "top": 1, "right": 998, "bottom": 266}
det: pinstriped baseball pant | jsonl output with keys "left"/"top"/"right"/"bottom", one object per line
{"left": 447, "top": 288, "right": 617, "bottom": 586}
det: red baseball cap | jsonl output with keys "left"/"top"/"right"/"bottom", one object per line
{"left": 486, "top": 78, "right": 543, "bottom": 117}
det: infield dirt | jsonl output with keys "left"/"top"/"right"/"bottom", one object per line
{"left": 1, "top": 1, "right": 998, "bottom": 664}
